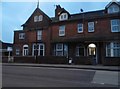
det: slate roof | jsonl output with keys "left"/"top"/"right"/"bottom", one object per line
{"left": 51, "top": 1, "right": 120, "bottom": 23}
{"left": 51, "top": 10, "right": 105, "bottom": 23}
{"left": 22, "top": 7, "right": 51, "bottom": 27}
{"left": 0, "top": 41, "right": 13, "bottom": 49}
{"left": 21, "top": 1, "right": 120, "bottom": 25}
{"left": 106, "top": 1, "right": 120, "bottom": 8}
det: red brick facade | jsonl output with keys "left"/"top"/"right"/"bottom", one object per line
{"left": 13, "top": 1, "right": 120, "bottom": 65}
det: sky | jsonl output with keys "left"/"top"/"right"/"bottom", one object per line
{"left": 1, "top": 0, "right": 119, "bottom": 43}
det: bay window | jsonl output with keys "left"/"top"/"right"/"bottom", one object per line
{"left": 54, "top": 43, "right": 68, "bottom": 56}
{"left": 106, "top": 42, "right": 120, "bottom": 57}
{"left": 32, "top": 43, "right": 45, "bottom": 56}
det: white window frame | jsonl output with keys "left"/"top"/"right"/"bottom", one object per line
{"left": 88, "top": 22, "right": 94, "bottom": 32}
{"left": 38, "top": 44, "right": 45, "bottom": 56}
{"left": 111, "top": 19, "right": 120, "bottom": 32}
{"left": 34, "top": 15, "right": 43, "bottom": 22}
{"left": 59, "top": 13, "right": 68, "bottom": 21}
{"left": 16, "top": 48, "right": 20, "bottom": 56}
{"left": 37, "top": 30, "right": 42, "bottom": 40}
{"left": 23, "top": 45, "right": 29, "bottom": 56}
{"left": 38, "top": 15, "right": 43, "bottom": 21}
{"left": 78, "top": 23, "right": 83, "bottom": 33}
{"left": 108, "top": 4, "right": 120, "bottom": 14}
{"left": 34, "top": 16, "right": 38, "bottom": 22}
{"left": 32, "top": 43, "right": 45, "bottom": 56}
{"left": 106, "top": 42, "right": 120, "bottom": 57}
{"left": 59, "top": 25, "right": 65, "bottom": 36}
{"left": 56, "top": 44, "right": 63, "bottom": 56}
{"left": 19, "top": 33, "right": 25, "bottom": 39}
{"left": 54, "top": 44, "right": 68, "bottom": 56}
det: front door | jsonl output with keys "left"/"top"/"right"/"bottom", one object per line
{"left": 88, "top": 43, "right": 97, "bottom": 64}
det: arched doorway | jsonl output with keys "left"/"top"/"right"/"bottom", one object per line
{"left": 88, "top": 43, "right": 97, "bottom": 64}
{"left": 23, "top": 44, "right": 29, "bottom": 56}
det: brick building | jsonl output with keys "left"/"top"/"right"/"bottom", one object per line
{"left": 13, "top": 1, "right": 120, "bottom": 65}
{"left": 0, "top": 41, "right": 13, "bottom": 62}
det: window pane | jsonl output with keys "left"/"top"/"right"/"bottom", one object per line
{"left": 59, "top": 25, "right": 65, "bottom": 36}
{"left": 61, "top": 15, "right": 63, "bottom": 19}
{"left": 38, "top": 15, "right": 43, "bottom": 21}
{"left": 78, "top": 23, "right": 83, "bottom": 32}
{"left": 111, "top": 19, "right": 120, "bottom": 32}
{"left": 34, "top": 16, "right": 38, "bottom": 22}
{"left": 88, "top": 22, "right": 94, "bottom": 32}
{"left": 64, "top": 14, "right": 66, "bottom": 18}
{"left": 37, "top": 30, "right": 42, "bottom": 40}
{"left": 40, "top": 45, "right": 43, "bottom": 49}
{"left": 64, "top": 44, "right": 68, "bottom": 56}
{"left": 19, "top": 33, "right": 25, "bottom": 39}
{"left": 40, "top": 50, "right": 43, "bottom": 56}
{"left": 16, "top": 49, "right": 20, "bottom": 55}
{"left": 59, "top": 25, "right": 65, "bottom": 30}
{"left": 37, "top": 30, "right": 42, "bottom": 35}
{"left": 106, "top": 42, "right": 120, "bottom": 57}
{"left": 56, "top": 44, "right": 63, "bottom": 50}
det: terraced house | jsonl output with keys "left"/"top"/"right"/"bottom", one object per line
{"left": 13, "top": 1, "right": 120, "bottom": 65}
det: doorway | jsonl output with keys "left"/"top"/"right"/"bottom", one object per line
{"left": 88, "top": 43, "right": 97, "bottom": 64}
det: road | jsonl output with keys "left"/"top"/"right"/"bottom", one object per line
{"left": 2, "top": 65, "right": 119, "bottom": 87}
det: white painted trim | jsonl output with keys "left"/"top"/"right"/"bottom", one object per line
{"left": 32, "top": 43, "right": 45, "bottom": 56}
{"left": 59, "top": 25, "right": 65, "bottom": 36}
{"left": 78, "top": 23, "right": 83, "bottom": 33}
{"left": 59, "top": 13, "right": 68, "bottom": 21}
{"left": 88, "top": 22, "right": 94, "bottom": 32}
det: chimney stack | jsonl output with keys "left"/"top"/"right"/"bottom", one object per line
{"left": 55, "top": 5, "right": 61, "bottom": 17}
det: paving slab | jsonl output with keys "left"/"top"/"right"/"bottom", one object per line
{"left": 92, "top": 70, "right": 119, "bottom": 86}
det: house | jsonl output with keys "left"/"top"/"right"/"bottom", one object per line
{"left": 0, "top": 40, "right": 13, "bottom": 62}
{"left": 13, "top": 1, "right": 120, "bottom": 65}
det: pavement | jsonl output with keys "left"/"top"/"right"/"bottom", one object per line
{"left": 2, "top": 63, "right": 120, "bottom": 71}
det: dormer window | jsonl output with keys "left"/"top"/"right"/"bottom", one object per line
{"left": 108, "top": 4, "right": 120, "bottom": 14}
{"left": 59, "top": 13, "right": 68, "bottom": 21}
{"left": 34, "top": 15, "right": 43, "bottom": 22}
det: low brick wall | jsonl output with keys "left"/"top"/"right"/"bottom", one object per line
{"left": 2, "top": 56, "right": 8, "bottom": 63}
{"left": 37, "top": 56, "right": 68, "bottom": 64}
{"left": 13, "top": 56, "right": 120, "bottom": 66}
{"left": 14, "top": 56, "right": 35, "bottom": 63}
{"left": 13, "top": 56, "right": 68, "bottom": 64}
{"left": 13, "top": 56, "right": 94, "bottom": 65}
{"left": 103, "top": 57, "right": 120, "bottom": 66}
{"left": 74, "top": 56, "right": 93, "bottom": 65}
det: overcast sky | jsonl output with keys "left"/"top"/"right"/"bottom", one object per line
{"left": 1, "top": 0, "right": 118, "bottom": 43}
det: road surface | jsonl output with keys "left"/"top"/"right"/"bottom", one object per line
{"left": 2, "top": 65, "right": 119, "bottom": 87}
